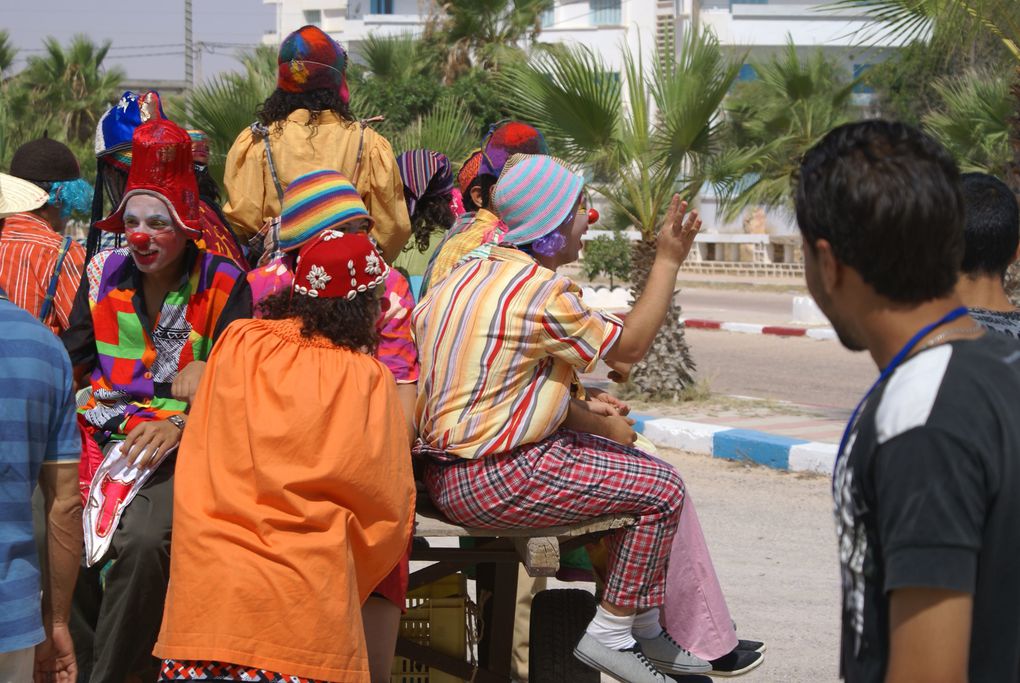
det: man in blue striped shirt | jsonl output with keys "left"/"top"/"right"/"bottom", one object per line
{"left": 0, "top": 287, "right": 82, "bottom": 680}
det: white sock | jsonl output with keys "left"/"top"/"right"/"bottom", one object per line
{"left": 585, "top": 606, "right": 637, "bottom": 650}
{"left": 632, "top": 608, "right": 663, "bottom": 639}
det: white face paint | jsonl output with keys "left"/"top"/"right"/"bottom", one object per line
{"left": 123, "top": 194, "right": 188, "bottom": 274}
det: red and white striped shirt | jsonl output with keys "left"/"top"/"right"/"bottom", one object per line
{"left": 0, "top": 212, "right": 85, "bottom": 335}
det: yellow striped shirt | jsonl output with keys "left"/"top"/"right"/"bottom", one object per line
{"left": 413, "top": 247, "right": 623, "bottom": 459}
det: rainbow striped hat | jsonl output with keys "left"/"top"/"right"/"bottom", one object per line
{"left": 494, "top": 154, "right": 584, "bottom": 246}
{"left": 279, "top": 170, "right": 373, "bottom": 252}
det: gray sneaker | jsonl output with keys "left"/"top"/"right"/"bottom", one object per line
{"left": 634, "top": 631, "right": 713, "bottom": 675}
{"left": 573, "top": 633, "right": 667, "bottom": 683}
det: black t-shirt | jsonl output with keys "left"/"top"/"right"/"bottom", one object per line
{"left": 836, "top": 333, "right": 1020, "bottom": 683}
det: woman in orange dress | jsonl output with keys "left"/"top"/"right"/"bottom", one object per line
{"left": 154, "top": 231, "right": 415, "bottom": 682}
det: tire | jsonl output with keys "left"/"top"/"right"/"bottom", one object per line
{"left": 529, "top": 588, "right": 600, "bottom": 683}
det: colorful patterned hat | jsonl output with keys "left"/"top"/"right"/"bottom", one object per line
{"left": 457, "top": 149, "right": 483, "bottom": 195}
{"left": 94, "top": 91, "right": 167, "bottom": 159}
{"left": 396, "top": 149, "right": 454, "bottom": 217}
{"left": 95, "top": 117, "right": 202, "bottom": 239}
{"left": 293, "top": 230, "right": 389, "bottom": 300}
{"left": 494, "top": 154, "right": 584, "bottom": 246}
{"left": 278, "top": 25, "right": 349, "bottom": 105}
{"left": 279, "top": 170, "right": 373, "bottom": 252}
{"left": 480, "top": 121, "right": 549, "bottom": 179}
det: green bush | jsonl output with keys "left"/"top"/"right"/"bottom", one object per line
{"left": 582, "top": 232, "right": 632, "bottom": 288}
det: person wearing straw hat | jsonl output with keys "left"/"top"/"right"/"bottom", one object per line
{"left": 222, "top": 24, "right": 411, "bottom": 264}
{"left": 154, "top": 231, "right": 414, "bottom": 683}
{"left": 0, "top": 137, "right": 89, "bottom": 335}
{"left": 62, "top": 116, "right": 251, "bottom": 683}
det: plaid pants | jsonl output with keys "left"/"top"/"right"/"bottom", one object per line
{"left": 419, "top": 430, "right": 685, "bottom": 608}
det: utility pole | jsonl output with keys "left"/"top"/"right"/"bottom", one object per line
{"left": 185, "top": 0, "right": 194, "bottom": 122}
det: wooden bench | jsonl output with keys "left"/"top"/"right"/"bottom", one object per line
{"left": 398, "top": 497, "right": 636, "bottom": 683}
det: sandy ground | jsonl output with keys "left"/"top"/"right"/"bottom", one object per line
{"left": 647, "top": 448, "right": 842, "bottom": 682}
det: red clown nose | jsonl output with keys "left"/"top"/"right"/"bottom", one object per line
{"left": 587, "top": 208, "right": 600, "bottom": 225}
{"left": 127, "top": 231, "right": 152, "bottom": 250}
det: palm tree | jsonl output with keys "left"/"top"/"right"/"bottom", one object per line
{"left": 501, "top": 31, "right": 743, "bottom": 397}
{"left": 19, "top": 35, "right": 124, "bottom": 146}
{"left": 827, "top": 0, "right": 1020, "bottom": 189}
{"left": 923, "top": 69, "right": 1013, "bottom": 177}
{"left": 424, "top": 0, "right": 554, "bottom": 80}
{"left": 183, "top": 46, "right": 277, "bottom": 185}
{"left": 391, "top": 95, "right": 478, "bottom": 163}
{"left": 711, "top": 42, "right": 860, "bottom": 219}
{"left": 0, "top": 30, "right": 16, "bottom": 77}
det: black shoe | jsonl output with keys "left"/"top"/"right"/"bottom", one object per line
{"left": 736, "top": 639, "right": 766, "bottom": 654}
{"left": 709, "top": 650, "right": 764, "bottom": 677}
{"left": 668, "top": 676, "right": 714, "bottom": 682}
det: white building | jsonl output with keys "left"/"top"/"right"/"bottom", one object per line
{"left": 263, "top": 0, "right": 897, "bottom": 72}
{"left": 262, "top": 0, "right": 899, "bottom": 235}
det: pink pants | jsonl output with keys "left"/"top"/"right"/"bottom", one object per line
{"left": 660, "top": 490, "right": 740, "bottom": 660}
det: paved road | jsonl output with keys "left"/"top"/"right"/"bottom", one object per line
{"left": 678, "top": 287, "right": 806, "bottom": 327}
{"left": 683, "top": 328, "right": 875, "bottom": 414}
{"left": 658, "top": 448, "right": 841, "bottom": 682}
{"left": 591, "top": 448, "right": 840, "bottom": 683}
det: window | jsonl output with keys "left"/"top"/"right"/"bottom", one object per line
{"left": 541, "top": 6, "right": 555, "bottom": 28}
{"left": 737, "top": 64, "right": 757, "bottom": 81}
{"left": 852, "top": 64, "right": 874, "bottom": 93}
{"left": 303, "top": 9, "right": 322, "bottom": 26}
{"left": 370, "top": 0, "right": 394, "bottom": 13}
{"left": 590, "top": 0, "right": 621, "bottom": 26}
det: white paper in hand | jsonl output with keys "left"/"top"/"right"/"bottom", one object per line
{"left": 83, "top": 441, "right": 175, "bottom": 567}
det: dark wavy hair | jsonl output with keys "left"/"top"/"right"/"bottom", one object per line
{"left": 258, "top": 289, "right": 379, "bottom": 352}
{"left": 256, "top": 87, "right": 355, "bottom": 129}
{"left": 795, "top": 120, "right": 963, "bottom": 303}
{"left": 409, "top": 192, "right": 455, "bottom": 252}
{"left": 195, "top": 166, "right": 221, "bottom": 204}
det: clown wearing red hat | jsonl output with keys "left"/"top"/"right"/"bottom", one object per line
{"left": 62, "top": 115, "right": 252, "bottom": 682}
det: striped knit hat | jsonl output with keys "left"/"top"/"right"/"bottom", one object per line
{"left": 279, "top": 170, "right": 373, "bottom": 252}
{"left": 493, "top": 154, "right": 584, "bottom": 246}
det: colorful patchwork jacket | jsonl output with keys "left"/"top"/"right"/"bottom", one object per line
{"left": 63, "top": 243, "right": 252, "bottom": 439}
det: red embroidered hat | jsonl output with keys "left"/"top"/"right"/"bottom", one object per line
{"left": 293, "top": 230, "right": 389, "bottom": 300}
{"left": 96, "top": 115, "right": 202, "bottom": 239}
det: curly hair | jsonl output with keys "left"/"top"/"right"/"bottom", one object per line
{"left": 258, "top": 290, "right": 379, "bottom": 352}
{"left": 256, "top": 88, "right": 355, "bottom": 130}
{"left": 409, "top": 193, "right": 455, "bottom": 252}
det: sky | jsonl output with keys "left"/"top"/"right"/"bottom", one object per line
{"left": 5, "top": 0, "right": 276, "bottom": 83}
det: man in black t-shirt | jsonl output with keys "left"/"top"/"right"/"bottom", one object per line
{"left": 795, "top": 120, "right": 1020, "bottom": 683}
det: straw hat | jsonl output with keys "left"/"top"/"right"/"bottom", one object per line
{"left": 0, "top": 172, "right": 49, "bottom": 218}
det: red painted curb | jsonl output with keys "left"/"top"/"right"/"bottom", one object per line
{"left": 761, "top": 325, "right": 808, "bottom": 337}
{"left": 683, "top": 319, "right": 723, "bottom": 330}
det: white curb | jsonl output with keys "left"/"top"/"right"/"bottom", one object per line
{"left": 788, "top": 442, "right": 839, "bottom": 474}
{"left": 642, "top": 419, "right": 728, "bottom": 455}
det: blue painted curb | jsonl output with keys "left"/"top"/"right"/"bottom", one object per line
{"left": 632, "top": 413, "right": 836, "bottom": 474}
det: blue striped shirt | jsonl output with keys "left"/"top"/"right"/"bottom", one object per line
{"left": 0, "top": 297, "right": 79, "bottom": 652}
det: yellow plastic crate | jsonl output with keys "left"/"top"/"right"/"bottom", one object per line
{"left": 391, "top": 574, "right": 468, "bottom": 683}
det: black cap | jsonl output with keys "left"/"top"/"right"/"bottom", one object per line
{"left": 10, "top": 134, "right": 81, "bottom": 183}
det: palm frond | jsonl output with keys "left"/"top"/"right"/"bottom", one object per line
{"left": 392, "top": 95, "right": 477, "bottom": 162}
{"left": 923, "top": 68, "right": 1012, "bottom": 175}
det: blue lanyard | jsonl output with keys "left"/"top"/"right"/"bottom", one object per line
{"left": 835, "top": 306, "right": 968, "bottom": 476}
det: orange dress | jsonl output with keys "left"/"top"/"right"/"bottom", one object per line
{"left": 154, "top": 318, "right": 415, "bottom": 682}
